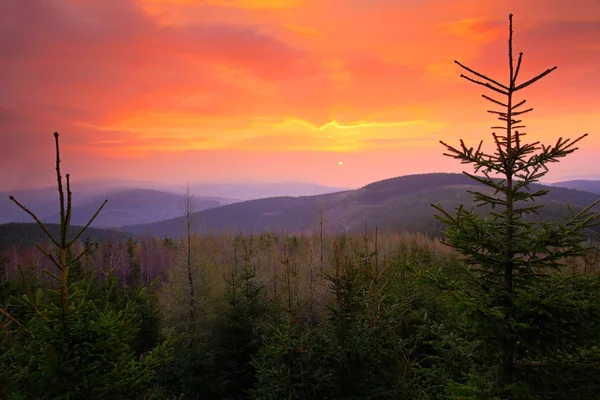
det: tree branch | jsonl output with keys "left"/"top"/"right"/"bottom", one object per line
{"left": 67, "top": 199, "right": 108, "bottom": 247}
{"left": 515, "top": 66, "right": 558, "bottom": 91}
{"left": 460, "top": 74, "right": 509, "bottom": 95}
{"left": 8, "top": 196, "right": 60, "bottom": 247}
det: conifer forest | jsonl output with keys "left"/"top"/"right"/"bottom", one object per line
{"left": 2, "top": 15, "right": 600, "bottom": 400}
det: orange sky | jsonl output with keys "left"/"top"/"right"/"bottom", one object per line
{"left": 1, "top": 0, "right": 599, "bottom": 190}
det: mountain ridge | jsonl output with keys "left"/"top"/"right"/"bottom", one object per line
{"left": 0, "top": 181, "right": 347, "bottom": 227}
{"left": 550, "top": 180, "right": 600, "bottom": 194}
{"left": 119, "top": 173, "right": 600, "bottom": 238}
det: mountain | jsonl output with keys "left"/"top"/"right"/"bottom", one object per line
{"left": 183, "top": 181, "right": 350, "bottom": 200}
{"left": 0, "top": 222, "right": 131, "bottom": 250}
{"left": 550, "top": 180, "right": 600, "bottom": 194}
{"left": 1, "top": 187, "right": 232, "bottom": 228}
{"left": 32, "top": 179, "right": 348, "bottom": 199}
{"left": 42, "top": 189, "right": 233, "bottom": 228}
{"left": 120, "top": 173, "right": 600, "bottom": 238}
{"left": 0, "top": 186, "right": 84, "bottom": 224}
{"left": 1, "top": 180, "right": 347, "bottom": 227}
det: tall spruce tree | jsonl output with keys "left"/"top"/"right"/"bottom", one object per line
{"left": 431, "top": 14, "right": 600, "bottom": 398}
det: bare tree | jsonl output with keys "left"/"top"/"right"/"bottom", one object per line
{"left": 183, "top": 182, "right": 197, "bottom": 322}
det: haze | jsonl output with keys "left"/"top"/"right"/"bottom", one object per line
{"left": 2, "top": 0, "right": 599, "bottom": 191}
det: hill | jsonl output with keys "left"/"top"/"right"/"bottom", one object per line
{"left": 1, "top": 181, "right": 347, "bottom": 228}
{"left": 550, "top": 180, "right": 600, "bottom": 195}
{"left": 1, "top": 188, "right": 232, "bottom": 228}
{"left": 0, "top": 222, "right": 131, "bottom": 250}
{"left": 42, "top": 189, "right": 231, "bottom": 228}
{"left": 184, "top": 181, "right": 350, "bottom": 200}
{"left": 120, "top": 173, "right": 600, "bottom": 238}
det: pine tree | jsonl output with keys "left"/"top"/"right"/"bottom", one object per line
{"left": 251, "top": 238, "right": 314, "bottom": 400}
{"left": 431, "top": 14, "right": 600, "bottom": 398}
{"left": 0, "top": 132, "right": 172, "bottom": 399}
{"left": 206, "top": 234, "right": 265, "bottom": 399}
{"left": 126, "top": 237, "right": 141, "bottom": 293}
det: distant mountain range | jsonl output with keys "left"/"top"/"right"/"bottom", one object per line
{"left": 119, "top": 173, "right": 600, "bottom": 238}
{"left": 0, "top": 180, "right": 348, "bottom": 228}
{"left": 183, "top": 181, "right": 351, "bottom": 200}
{"left": 550, "top": 180, "right": 600, "bottom": 194}
{"left": 0, "top": 222, "right": 131, "bottom": 250}
{"left": 1, "top": 188, "right": 232, "bottom": 228}
{"left": 2, "top": 175, "right": 599, "bottom": 242}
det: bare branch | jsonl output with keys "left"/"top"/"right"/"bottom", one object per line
{"left": 511, "top": 99, "right": 527, "bottom": 109}
{"left": 515, "top": 66, "right": 558, "bottom": 91}
{"left": 512, "top": 52, "right": 523, "bottom": 87}
{"left": 455, "top": 60, "right": 509, "bottom": 91}
{"left": 67, "top": 199, "right": 108, "bottom": 247}
{"left": 512, "top": 108, "right": 533, "bottom": 116}
{"left": 9, "top": 196, "right": 60, "bottom": 247}
{"left": 482, "top": 94, "right": 508, "bottom": 107}
{"left": 35, "top": 244, "right": 63, "bottom": 270}
{"left": 460, "top": 74, "right": 509, "bottom": 95}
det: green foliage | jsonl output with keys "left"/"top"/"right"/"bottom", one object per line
{"left": 252, "top": 235, "right": 423, "bottom": 399}
{"left": 251, "top": 315, "right": 314, "bottom": 400}
{"left": 1, "top": 278, "right": 172, "bottom": 399}
{"left": 156, "top": 234, "right": 269, "bottom": 399}
{"left": 127, "top": 237, "right": 142, "bottom": 292}
{"left": 0, "top": 132, "right": 172, "bottom": 399}
{"left": 512, "top": 273, "right": 600, "bottom": 398}
{"left": 205, "top": 257, "right": 265, "bottom": 399}
{"left": 310, "top": 260, "right": 413, "bottom": 399}
{"left": 251, "top": 243, "right": 316, "bottom": 400}
{"left": 431, "top": 14, "right": 600, "bottom": 398}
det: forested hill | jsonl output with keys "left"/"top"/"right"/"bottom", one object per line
{"left": 120, "top": 173, "right": 600, "bottom": 238}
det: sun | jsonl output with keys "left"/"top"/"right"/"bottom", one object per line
{"left": 338, "top": 160, "right": 344, "bottom": 165}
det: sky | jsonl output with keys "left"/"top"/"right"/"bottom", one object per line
{"left": 1, "top": 0, "right": 599, "bottom": 190}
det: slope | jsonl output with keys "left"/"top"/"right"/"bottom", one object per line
{"left": 551, "top": 180, "right": 600, "bottom": 195}
{"left": 2, "top": 188, "right": 232, "bottom": 228}
{"left": 120, "top": 173, "right": 600, "bottom": 238}
{"left": 0, "top": 222, "right": 131, "bottom": 250}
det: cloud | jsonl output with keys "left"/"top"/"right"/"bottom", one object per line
{"left": 140, "top": 0, "right": 303, "bottom": 12}
{"left": 1, "top": 0, "right": 599, "bottom": 189}
{"left": 205, "top": 0, "right": 303, "bottom": 10}
{"left": 438, "top": 18, "right": 506, "bottom": 42}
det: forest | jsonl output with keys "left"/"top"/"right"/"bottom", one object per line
{"left": 1, "top": 15, "right": 600, "bottom": 400}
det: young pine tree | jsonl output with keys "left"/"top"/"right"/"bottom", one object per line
{"left": 0, "top": 133, "right": 173, "bottom": 399}
{"left": 205, "top": 234, "right": 266, "bottom": 399}
{"left": 251, "top": 239, "right": 314, "bottom": 400}
{"left": 431, "top": 14, "right": 600, "bottom": 399}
